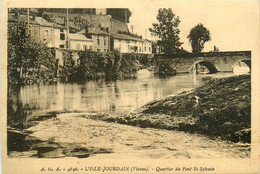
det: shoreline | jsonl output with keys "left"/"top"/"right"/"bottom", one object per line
{"left": 90, "top": 74, "right": 251, "bottom": 143}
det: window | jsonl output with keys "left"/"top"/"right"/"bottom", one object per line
{"left": 44, "top": 30, "right": 48, "bottom": 40}
{"left": 144, "top": 47, "right": 146, "bottom": 51}
{"left": 97, "top": 38, "right": 100, "bottom": 45}
{"left": 83, "top": 45, "right": 88, "bottom": 50}
{"left": 149, "top": 47, "right": 151, "bottom": 52}
{"left": 139, "top": 47, "right": 141, "bottom": 52}
{"left": 104, "top": 39, "right": 106, "bottom": 46}
{"left": 60, "top": 29, "right": 64, "bottom": 32}
{"left": 59, "top": 45, "right": 65, "bottom": 48}
{"left": 76, "top": 44, "right": 80, "bottom": 50}
{"left": 103, "top": 36, "right": 105, "bottom": 39}
{"left": 60, "top": 33, "right": 65, "bottom": 40}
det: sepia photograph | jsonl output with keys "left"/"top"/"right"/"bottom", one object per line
{"left": 1, "top": 0, "right": 260, "bottom": 173}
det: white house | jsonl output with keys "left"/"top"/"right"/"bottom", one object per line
{"left": 111, "top": 33, "right": 152, "bottom": 54}
{"left": 69, "top": 33, "right": 94, "bottom": 51}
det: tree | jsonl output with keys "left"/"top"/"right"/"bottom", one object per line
{"left": 149, "top": 8, "right": 182, "bottom": 54}
{"left": 8, "top": 22, "right": 56, "bottom": 85}
{"left": 188, "top": 23, "right": 211, "bottom": 53}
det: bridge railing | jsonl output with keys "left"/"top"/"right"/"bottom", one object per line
{"left": 155, "top": 51, "right": 251, "bottom": 59}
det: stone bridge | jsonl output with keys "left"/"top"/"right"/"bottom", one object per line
{"left": 154, "top": 51, "right": 251, "bottom": 75}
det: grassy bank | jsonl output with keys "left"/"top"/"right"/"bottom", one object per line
{"left": 92, "top": 75, "right": 251, "bottom": 143}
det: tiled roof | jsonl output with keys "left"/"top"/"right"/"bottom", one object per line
{"left": 69, "top": 33, "right": 93, "bottom": 41}
{"left": 8, "top": 14, "right": 66, "bottom": 29}
{"left": 8, "top": 15, "right": 38, "bottom": 25}
{"left": 77, "top": 27, "right": 109, "bottom": 35}
{"left": 110, "top": 33, "right": 143, "bottom": 41}
{"left": 35, "top": 17, "right": 66, "bottom": 29}
{"left": 77, "top": 26, "right": 152, "bottom": 43}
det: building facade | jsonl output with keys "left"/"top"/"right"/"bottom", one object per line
{"left": 69, "top": 33, "right": 94, "bottom": 51}
{"left": 112, "top": 33, "right": 152, "bottom": 54}
{"left": 77, "top": 27, "right": 110, "bottom": 52}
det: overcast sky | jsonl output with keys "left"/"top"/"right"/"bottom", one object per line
{"left": 128, "top": 1, "right": 259, "bottom": 52}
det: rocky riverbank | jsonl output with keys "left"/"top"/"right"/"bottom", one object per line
{"left": 92, "top": 74, "right": 251, "bottom": 143}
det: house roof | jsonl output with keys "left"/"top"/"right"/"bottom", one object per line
{"left": 8, "top": 14, "right": 66, "bottom": 29}
{"left": 35, "top": 17, "right": 66, "bottom": 29}
{"left": 77, "top": 26, "right": 152, "bottom": 43}
{"left": 77, "top": 27, "right": 109, "bottom": 36}
{"left": 8, "top": 15, "right": 39, "bottom": 25}
{"left": 111, "top": 33, "right": 145, "bottom": 42}
{"left": 69, "top": 33, "right": 93, "bottom": 42}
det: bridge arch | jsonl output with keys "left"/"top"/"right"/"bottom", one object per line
{"left": 190, "top": 60, "right": 218, "bottom": 74}
{"left": 232, "top": 59, "right": 251, "bottom": 73}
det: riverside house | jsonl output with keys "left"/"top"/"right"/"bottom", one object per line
{"left": 69, "top": 33, "right": 94, "bottom": 51}
{"left": 111, "top": 33, "right": 152, "bottom": 54}
{"left": 77, "top": 27, "right": 153, "bottom": 54}
{"left": 8, "top": 14, "right": 68, "bottom": 49}
{"left": 77, "top": 27, "right": 110, "bottom": 52}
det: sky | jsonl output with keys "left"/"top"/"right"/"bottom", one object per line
{"left": 128, "top": 1, "right": 259, "bottom": 52}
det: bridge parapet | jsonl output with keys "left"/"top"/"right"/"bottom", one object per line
{"left": 155, "top": 51, "right": 251, "bottom": 74}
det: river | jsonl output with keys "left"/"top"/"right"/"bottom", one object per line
{"left": 10, "top": 72, "right": 223, "bottom": 115}
{"left": 8, "top": 71, "right": 250, "bottom": 158}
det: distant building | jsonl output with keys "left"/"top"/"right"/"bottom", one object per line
{"left": 8, "top": 14, "right": 68, "bottom": 49}
{"left": 8, "top": 9, "right": 153, "bottom": 55}
{"left": 77, "top": 27, "right": 110, "bottom": 52}
{"left": 69, "top": 33, "right": 93, "bottom": 51}
{"left": 111, "top": 33, "right": 152, "bottom": 54}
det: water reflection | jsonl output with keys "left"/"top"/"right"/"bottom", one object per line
{"left": 9, "top": 73, "right": 216, "bottom": 116}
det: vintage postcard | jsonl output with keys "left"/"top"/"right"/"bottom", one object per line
{"left": 1, "top": 0, "right": 260, "bottom": 173}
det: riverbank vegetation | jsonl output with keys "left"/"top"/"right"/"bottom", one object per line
{"left": 92, "top": 75, "right": 251, "bottom": 143}
{"left": 8, "top": 21, "right": 154, "bottom": 86}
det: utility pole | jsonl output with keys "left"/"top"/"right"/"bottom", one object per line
{"left": 66, "top": 8, "right": 70, "bottom": 49}
{"left": 124, "top": 9, "right": 127, "bottom": 24}
{"left": 27, "top": 8, "right": 30, "bottom": 29}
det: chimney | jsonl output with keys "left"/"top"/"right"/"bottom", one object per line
{"left": 85, "top": 26, "right": 88, "bottom": 35}
{"left": 32, "top": 14, "right": 36, "bottom": 21}
{"left": 15, "top": 11, "right": 20, "bottom": 20}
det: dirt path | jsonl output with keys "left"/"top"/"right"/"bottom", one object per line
{"left": 9, "top": 113, "right": 250, "bottom": 158}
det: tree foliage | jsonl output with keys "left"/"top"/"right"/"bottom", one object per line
{"left": 149, "top": 8, "right": 182, "bottom": 54}
{"left": 8, "top": 22, "right": 56, "bottom": 85}
{"left": 188, "top": 23, "right": 211, "bottom": 53}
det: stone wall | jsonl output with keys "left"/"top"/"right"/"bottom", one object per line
{"left": 155, "top": 51, "right": 251, "bottom": 74}
{"left": 45, "top": 12, "right": 129, "bottom": 33}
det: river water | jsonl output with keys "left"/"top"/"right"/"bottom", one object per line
{"left": 10, "top": 72, "right": 211, "bottom": 116}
